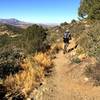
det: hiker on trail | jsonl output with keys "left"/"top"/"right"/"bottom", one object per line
{"left": 63, "top": 29, "right": 71, "bottom": 54}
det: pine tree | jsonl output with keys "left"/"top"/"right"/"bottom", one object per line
{"left": 78, "top": 0, "right": 100, "bottom": 20}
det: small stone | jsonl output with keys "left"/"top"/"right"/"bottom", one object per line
{"left": 84, "top": 77, "right": 89, "bottom": 82}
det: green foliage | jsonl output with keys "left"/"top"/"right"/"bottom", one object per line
{"left": 0, "top": 24, "right": 48, "bottom": 54}
{"left": 79, "top": 21, "right": 100, "bottom": 60}
{"left": 47, "top": 32, "right": 58, "bottom": 44}
{"left": 78, "top": 0, "right": 90, "bottom": 18}
{"left": 78, "top": 0, "right": 100, "bottom": 20}
{"left": 0, "top": 23, "right": 48, "bottom": 98}
{"left": 23, "top": 24, "right": 47, "bottom": 53}
{"left": 60, "top": 22, "right": 68, "bottom": 26}
{"left": 76, "top": 47, "right": 85, "bottom": 55}
{"left": 0, "top": 24, "right": 24, "bottom": 34}
{"left": 71, "top": 19, "right": 77, "bottom": 24}
{"left": 71, "top": 57, "right": 81, "bottom": 64}
{"left": 0, "top": 34, "right": 10, "bottom": 47}
{"left": 6, "top": 24, "right": 24, "bottom": 34}
{"left": 0, "top": 47, "right": 25, "bottom": 79}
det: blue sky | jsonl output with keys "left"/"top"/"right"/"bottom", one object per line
{"left": 0, "top": 0, "right": 80, "bottom": 24}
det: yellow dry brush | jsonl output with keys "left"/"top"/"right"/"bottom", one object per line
{"left": 4, "top": 58, "right": 36, "bottom": 96}
{"left": 4, "top": 52, "right": 53, "bottom": 97}
{"left": 33, "top": 52, "right": 53, "bottom": 70}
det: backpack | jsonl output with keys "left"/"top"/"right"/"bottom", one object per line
{"left": 64, "top": 32, "right": 70, "bottom": 39}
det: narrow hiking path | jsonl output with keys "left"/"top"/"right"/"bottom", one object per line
{"left": 42, "top": 49, "right": 100, "bottom": 100}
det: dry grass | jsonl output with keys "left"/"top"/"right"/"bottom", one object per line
{"left": 33, "top": 52, "right": 53, "bottom": 70}
{"left": 4, "top": 57, "right": 36, "bottom": 97}
{"left": 3, "top": 52, "right": 54, "bottom": 98}
{"left": 50, "top": 43, "right": 63, "bottom": 54}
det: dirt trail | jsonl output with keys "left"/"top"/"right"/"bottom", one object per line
{"left": 42, "top": 50, "right": 100, "bottom": 100}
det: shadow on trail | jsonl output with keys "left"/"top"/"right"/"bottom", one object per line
{"left": 68, "top": 44, "right": 78, "bottom": 53}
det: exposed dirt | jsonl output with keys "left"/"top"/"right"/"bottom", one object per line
{"left": 42, "top": 50, "right": 100, "bottom": 100}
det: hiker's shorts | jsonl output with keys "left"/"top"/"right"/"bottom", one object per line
{"left": 63, "top": 38, "right": 69, "bottom": 43}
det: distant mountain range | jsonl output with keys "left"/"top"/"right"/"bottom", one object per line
{"left": 0, "top": 18, "right": 32, "bottom": 28}
{"left": 0, "top": 18, "right": 57, "bottom": 28}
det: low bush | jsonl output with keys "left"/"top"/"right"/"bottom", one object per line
{"left": 24, "top": 24, "right": 47, "bottom": 53}
{"left": 33, "top": 52, "right": 54, "bottom": 76}
{"left": 0, "top": 47, "right": 25, "bottom": 79}
{"left": 71, "top": 57, "right": 81, "bottom": 64}
{"left": 0, "top": 24, "right": 48, "bottom": 54}
{"left": 4, "top": 58, "right": 36, "bottom": 98}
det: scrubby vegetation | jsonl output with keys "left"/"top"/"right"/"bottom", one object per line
{"left": 0, "top": 24, "right": 24, "bottom": 35}
{"left": 24, "top": 24, "right": 48, "bottom": 53}
{"left": 0, "top": 24, "right": 48, "bottom": 53}
{"left": 0, "top": 0, "right": 100, "bottom": 99}
{"left": 68, "top": 19, "right": 100, "bottom": 86}
{"left": 0, "top": 47, "right": 53, "bottom": 99}
{"left": 70, "top": 20, "right": 100, "bottom": 60}
{"left": 68, "top": 18, "right": 100, "bottom": 85}
{"left": 71, "top": 57, "right": 81, "bottom": 64}
{"left": 60, "top": 22, "right": 68, "bottom": 26}
{"left": 0, "top": 24, "right": 53, "bottom": 99}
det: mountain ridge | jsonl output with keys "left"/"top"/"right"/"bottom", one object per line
{"left": 0, "top": 18, "right": 32, "bottom": 28}
{"left": 0, "top": 18, "right": 57, "bottom": 28}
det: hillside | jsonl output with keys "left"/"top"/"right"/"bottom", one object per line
{"left": 0, "top": 18, "right": 100, "bottom": 100}
{"left": 0, "top": 18, "right": 32, "bottom": 28}
{"left": 0, "top": 13, "right": 100, "bottom": 100}
{"left": 37, "top": 20, "right": 100, "bottom": 100}
{"left": 0, "top": 0, "right": 100, "bottom": 99}
{"left": 0, "top": 24, "right": 24, "bottom": 36}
